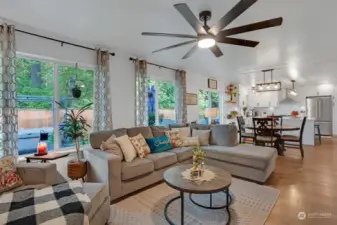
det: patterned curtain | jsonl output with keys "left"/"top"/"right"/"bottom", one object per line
{"left": 93, "top": 49, "right": 113, "bottom": 131}
{"left": 0, "top": 24, "right": 18, "bottom": 158}
{"left": 135, "top": 59, "right": 148, "bottom": 126}
{"left": 175, "top": 70, "right": 187, "bottom": 124}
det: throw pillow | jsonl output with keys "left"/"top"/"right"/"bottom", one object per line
{"left": 151, "top": 126, "right": 169, "bottom": 138}
{"left": 146, "top": 136, "right": 173, "bottom": 153}
{"left": 192, "top": 129, "right": 211, "bottom": 146}
{"left": 0, "top": 156, "right": 23, "bottom": 194}
{"left": 100, "top": 135, "right": 124, "bottom": 159}
{"left": 165, "top": 130, "right": 183, "bottom": 147}
{"left": 114, "top": 135, "right": 137, "bottom": 162}
{"left": 182, "top": 136, "right": 200, "bottom": 147}
{"left": 129, "top": 133, "right": 151, "bottom": 158}
{"left": 172, "top": 127, "right": 191, "bottom": 138}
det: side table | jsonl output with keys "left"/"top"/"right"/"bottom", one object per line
{"left": 25, "top": 152, "right": 70, "bottom": 163}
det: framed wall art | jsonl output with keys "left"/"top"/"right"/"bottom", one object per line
{"left": 186, "top": 93, "right": 198, "bottom": 105}
{"left": 208, "top": 79, "right": 217, "bottom": 89}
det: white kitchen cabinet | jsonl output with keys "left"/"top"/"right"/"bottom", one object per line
{"left": 248, "top": 91, "right": 279, "bottom": 108}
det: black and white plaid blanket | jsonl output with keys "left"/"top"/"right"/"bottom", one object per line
{"left": 0, "top": 181, "right": 91, "bottom": 225}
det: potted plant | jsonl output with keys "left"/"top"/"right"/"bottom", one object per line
{"left": 191, "top": 147, "right": 206, "bottom": 178}
{"left": 55, "top": 101, "right": 92, "bottom": 180}
{"left": 242, "top": 106, "right": 248, "bottom": 117}
{"left": 71, "top": 84, "right": 82, "bottom": 98}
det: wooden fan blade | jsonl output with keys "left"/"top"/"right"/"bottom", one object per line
{"left": 182, "top": 44, "right": 198, "bottom": 59}
{"left": 217, "top": 17, "right": 283, "bottom": 37}
{"left": 174, "top": 3, "right": 207, "bottom": 34}
{"left": 210, "top": 45, "right": 224, "bottom": 58}
{"left": 142, "top": 32, "right": 197, "bottom": 39}
{"left": 152, "top": 40, "right": 198, "bottom": 53}
{"left": 216, "top": 37, "right": 259, "bottom": 47}
{"left": 209, "top": 0, "right": 258, "bottom": 35}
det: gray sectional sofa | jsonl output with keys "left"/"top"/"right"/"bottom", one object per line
{"left": 84, "top": 124, "right": 278, "bottom": 202}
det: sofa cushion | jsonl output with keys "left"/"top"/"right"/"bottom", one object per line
{"left": 169, "top": 124, "right": 188, "bottom": 129}
{"left": 90, "top": 128, "right": 127, "bottom": 149}
{"left": 83, "top": 183, "right": 109, "bottom": 220}
{"left": 210, "top": 124, "right": 238, "bottom": 146}
{"left": 0, "top": 156, "right": 23, "bottom": 194}
{"left": 121, "top": 158, "right": 154, "bottom": 181}
{"left": 151, "top": 126, "right": 169, "bottom": 138}
{"left": 127, "top": 126, "right": 154, "bottom": 138}
{"left": 168, "top": 147, "right": 193, "bottom": 162}
{"left": 129, "top": 133, "right": 151, "bottom": 158}
{"left": 181, "top": 136, "right": 199, "bottom": 147}
{"left": 190, "top": 124, "right": 211, "bottom": 130}
{"left": 146, "top": 152, "right": 177, "bottom": 170}
{"left": 202, "top": 144, "right": 277, "bottom": 170}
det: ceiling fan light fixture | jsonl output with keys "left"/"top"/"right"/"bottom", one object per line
{"left": 198, "top": 38, "right": 215, "bottom": 48}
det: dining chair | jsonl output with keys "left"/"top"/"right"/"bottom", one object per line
{"left": 281, "top": 117, "right": 307, "bottom": 158}
{"left": 237, "top": 116, "right": 254, "bottom": 144}
{"left": 271, "top": 116, "right": 283, "bottom": 135}
{"left": 314, "top": 124, "right": 322, "bottom": 144}
{"left": 252, "top": 118, "right": 277, "bottom": 147}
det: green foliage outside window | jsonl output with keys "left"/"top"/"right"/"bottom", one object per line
{"left": 158, "top": 81, "right": 175, "bottom": 109}
{"left": 16, "top": 57, "right": 94, "bottom": 110}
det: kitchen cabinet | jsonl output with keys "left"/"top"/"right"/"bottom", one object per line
{"left": 248, "top": 91, "right": 279, "bottom": 108}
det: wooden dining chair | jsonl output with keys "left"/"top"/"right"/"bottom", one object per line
{"left": 281, "top": 117, "right": 307, "bottom": 158}
{"left": 252, "top": 118, "right": 278, "bottom": 147}
{"left": 271, "top": 116, "right": 283, "bottom": 135}
{"left": 237, "top": 116, "right": 254, "bottom": 144}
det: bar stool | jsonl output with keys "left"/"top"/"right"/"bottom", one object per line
{"left": 314, "top": 124, "right": 322, "bottom": 144}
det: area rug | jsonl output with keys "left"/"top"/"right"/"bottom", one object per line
{"left": 108, "top": 178, "right": 279, "bottom": 225}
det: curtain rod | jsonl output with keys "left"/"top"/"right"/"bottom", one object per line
{"left": 129, "top": 57, "right": 178, "bottom": 72}
{"left": 0, "top": 25, "right": 115, "bottom": 56}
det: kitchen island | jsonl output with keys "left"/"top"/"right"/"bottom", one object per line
{"left": 282, "top": 117, "right": 315, "bottom": 146}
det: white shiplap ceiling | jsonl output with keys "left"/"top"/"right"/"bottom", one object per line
{"left": 1, "top": 0, "right": 337, "bottom": 86}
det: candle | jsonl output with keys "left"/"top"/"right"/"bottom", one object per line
{"left": 37, "top": 142, "right": 47, "bottom": 155}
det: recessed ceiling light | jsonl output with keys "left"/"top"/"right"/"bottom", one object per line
{"left": 198, "top": 38, "right": 216, "bottom": 48}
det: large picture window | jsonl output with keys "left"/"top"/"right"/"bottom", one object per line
{"left": 198, "top": 90, "right": 219, "bottom": 124}
{"left": 147, "top": 79, "right": 176, "bottom": 126}
{"left": 16, "top": 56, "right": 94, "bottom": 155}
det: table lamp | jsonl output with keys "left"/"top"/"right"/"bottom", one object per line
{"left": 204, "top": 108, "right": 218, "bottom": 125}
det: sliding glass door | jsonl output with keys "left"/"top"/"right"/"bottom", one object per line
{"left": 16, "top": 56, "right": 94, "bottom": 155}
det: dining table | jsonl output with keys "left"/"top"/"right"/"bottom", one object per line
{"left": 245, "top": 125, "right": 300, "bottom": 155}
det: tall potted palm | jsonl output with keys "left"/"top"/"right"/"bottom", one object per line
{"left": 55, "top": 101, "right": 92, "bottom": 180}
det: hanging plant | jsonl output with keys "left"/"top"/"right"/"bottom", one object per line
{"left": 72, "top": 84, "right": 82, "bottom": 98}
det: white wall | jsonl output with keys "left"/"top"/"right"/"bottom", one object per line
{"left": 186, "top": 72, "right": 225, "bottom": 123}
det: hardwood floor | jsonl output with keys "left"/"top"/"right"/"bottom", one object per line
{"left": 265, "top": 137, "right": 337, "bottom": 225}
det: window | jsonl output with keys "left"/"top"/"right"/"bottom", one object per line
{"left": 16, "top": 57, "right": 94, "bottom": 155}
{"left": 147, "top": 79, "right": 176, "bottom": 126}
{"left": 198, "top": 90, "right": 219, "bottom": 124}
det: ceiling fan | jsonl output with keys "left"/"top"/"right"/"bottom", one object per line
{"left": 142, "top": 0, "right": 283, "bottom": 59}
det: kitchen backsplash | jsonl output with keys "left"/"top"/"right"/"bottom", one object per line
{"left": 253, "top": 102, "right": 304, "bottom": 115}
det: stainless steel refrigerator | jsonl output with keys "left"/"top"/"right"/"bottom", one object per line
{"left": 306, "top": 95, "right": 333, "bottom": 136}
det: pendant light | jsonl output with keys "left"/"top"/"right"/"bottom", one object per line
{"left": 255, "top": 69, "right": 282, "bottom": 92}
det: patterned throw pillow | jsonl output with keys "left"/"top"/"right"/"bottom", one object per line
{"left": 182, "top": 137, "right": 200, "bottom": 147}
{"left": 0, "top": 156, "right": 23, "bottom": 194}
{"left": 165, "top": 130, "right": 183, "bottom": 147}
{"left": 129, "top": 133, "right": 151, "bottom": 158}
{"left": 172, "top": 127, "right": 191, "bottom": 138}
{"left": 146, "top": 136, "right": 173, "bottom": 153}
{"left": 100, "top": 135, "right": 124, "bottom": 160}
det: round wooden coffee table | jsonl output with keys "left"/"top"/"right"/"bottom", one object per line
{"left": 163, "top": 164, "right": 232, "bottom": 225}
